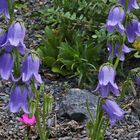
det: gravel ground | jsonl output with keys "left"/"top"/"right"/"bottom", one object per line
{"left": 0, "top": 0, "right": 140, "bottom": 140}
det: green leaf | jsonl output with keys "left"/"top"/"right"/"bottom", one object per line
{"left": 71, "top": 13, "right": 76, "bottom": 20}
{"left": 30, "top": 100, "right": 37, "bottom": 116}
{"left": 134, "top": 52, "right": 140, "bottom": 58}
{"left": 51, "top": 61, "right": 71, "bottom": 76}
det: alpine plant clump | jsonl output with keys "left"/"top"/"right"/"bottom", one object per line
{"left": 92, "top": 0, "right": 140, "bottom": 135}
{"left": 0, "top": 1, "right": 53, "bottom": 140}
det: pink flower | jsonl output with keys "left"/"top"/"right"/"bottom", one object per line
{"left": 18, "top": 114, "right": 36, "bottom": 126}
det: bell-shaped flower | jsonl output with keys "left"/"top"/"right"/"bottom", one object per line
{"left": 94, "top": 65, "right": 119, "bottom": 97}
{"left": 106, "top": 7, "right": 125, "bottom": 34}
{"left": 2, "top": 22, "right": 26, "bottom": 54}
{"left": 18, "top": 114, "right": 36, "bottom": 126}
{"left": 22, "top": 55, "right": 42, "bottom": 83}
{"left": 0, "top": 0, "right": 10, "bottom": 18}
{"left": 126, "top": 19, "right": 140, "bottom": 43}
{"left": 118, "top": 0, "right": 139, "bottom": 13}
{"left": 135, "top": 77, "right": 140, "bottom": 85}
{"left": 8, "top": 86, "right": 30, "bottom": 113}
{"left": 107, "top": 43, "right": 132, "bottom": 61}
{"left": 102, "top": 99, "right": 124, "bottom": 126}
{"left": 0, "top": 52, "right": 14, "bottom": 80}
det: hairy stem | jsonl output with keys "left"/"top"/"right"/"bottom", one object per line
{"left": 34, "top": 85, "right": 45, "bottom": 140}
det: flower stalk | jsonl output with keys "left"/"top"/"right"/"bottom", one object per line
{"left": 32, "top": 84, "right": 45, "bottom": 140}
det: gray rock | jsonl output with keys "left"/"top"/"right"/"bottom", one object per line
{"left": 132, "top": 98, "right": 140, "bottom": 117}
{"left": 132, "top": 138, "right": 138, "bottom": 140}
{"left": 59, "top": 88, "right": 98, "bottom": 122}
{"left": 58, "top": 137, "right": 72, "bottom": 140}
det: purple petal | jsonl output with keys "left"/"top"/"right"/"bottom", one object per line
{"left": 106, "top": 99, "right": 124, "bottom": 117}
{"left": 9, "top": 86, "right": 29, "bottom": 113}
{"left": 117, "top": 23, "right": 125, "bottom": 35}
{"left": 93, "top": 83, "right": 100, "bottom": 93}
{"left": 107, "top": 7, "right": 124, "bottom": 26}
{"left": 107, "top": 7, "right": 120, "bottom": 26}
{"left": 99, "top": 66, "right": 115, "bottom": 85}
{"left": 22, "top": 55, "right": 42, "bottom": 83}
{"left": 122, "top": 44, "right": 132, "bottom": 53}
{"left": 106, "top": 25, "right": 115, "bottom": 33}
{"left": 134, "top": 21, "right": 140, "bottom": 36}
{"left": 0, "top": 0, "right": 10, "bottom": 19}
{"left": 130, "top": 0, "right": 139, "bottom": 10}
{"left": 0, "top": 53, "right": 14, "bottom": 80}
{"left": 32, "top": 56, "right": 43, "bottom": 83}
{"left": 7, "top": 22, "right": 25, "bottom": 46}
{"left": 22, "top": 55, "right": 32, "bottom": 82}
{"left": 114, "top": 43, "right": 132, "bottom": 61}
{"left": 100, "top": 85, "right": 109, "bottom": 97}
{"left": 118, "top": 0, "right": 139, "bottom": 13}
{"left": 17, "top": 42, "right": 26, "bottom": 55}
{"left": 126, "top": 22, "right": 135, "bottom": 43}
{"left": 4, "top": 41, "right": 14, "bottom": 52}
{"left": 0, "top": 29, "right": 7, "bottom": 46}
{"left": 109, "top": 83, "right": 120, "bottom": 96}
{"left": 10, "top": 73, "right": 21, "bottom": 82}
{"left": 102, "top": 99, "right": 124, "bottom": 126}
{"left": 135, "top": 77, "right": 140, "bottom": 85}
{"left": 2, "top": 22, "right": 26, "bottom": 54}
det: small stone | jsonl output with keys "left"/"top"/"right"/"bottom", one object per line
{"left": 58, "top": 137, "right": 72, "bottom": 140}
{"left": 8, "top": 131, "right": 12, "bottom": 135}
{"left": 132, "top": 98, "right": 140, "bottom": 117}
{"left": 132, "top": 138, "right": 138, "bottom": 140}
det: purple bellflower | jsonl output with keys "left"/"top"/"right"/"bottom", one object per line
{"left": 107, "top": 43, "right": 132, "bottom": 61}
{"left": 2, "top": 22, "right": 26, "bottom": 54}
{"left": 22, "top": 55, "right": 42, "bottom": 83}
{"left": 8, "top": 86, "right": 31, "bottom": 113}
{"left": 118, "top": 0, "right": 139, "bottom": 13}
{"left": 135, "top": 77, "right": 140, "bottom": 85}
{"left": 0, "top": 0, "right": 10, "bottom": 19}
{"left": 126, "top": 19, "right": 140, "bottom": 43}
{"left": 0, "top": 52, "right": 14, "bottom": 80}
{"left": 106, "top": 7, "right": 125, "bottom": 34}
{"left": 95, "top": 65, "right": 119, "bottom": 97}
{"left": 102, "top": 99, "right": 124, "bottom": 126}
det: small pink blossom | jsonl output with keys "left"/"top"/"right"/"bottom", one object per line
{"left": 18, "top": 114, "right": 36, "bottom": 126}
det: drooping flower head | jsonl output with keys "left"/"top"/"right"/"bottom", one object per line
{"left": 107, "top": 43, "right": 132, "bottom": 61}
{"left": 126, "top": 19, "right": 140, "bottom": 43}
{"left": 94, "top": 65, "right": 119, "bottom": 97}
{"left": 118, "top": 0, "right": 139, "bottom": 13}
{"left": 18, "top": 114, "right": 36, "bottom": 126}
{"left": 0, "top": 52, "right": 14, "bottom": 80}
{"left": 106, "top": 6, "right": 125, "bottom": 34}
{"left": 0, "top": 0, "right": 10, "bottom": 18}
{"left": 22, "top": 54, "right": 42, "bottom": 83}
{"left": 2, "top": 22, "right": 26, "bottom": 54}
{"left": 8, "top": 85, "right": 31, "bottom": 113}
{"left": 102, "top": 99, "right": 124, "bottom": 126}
{"left": 135, "top": 77, "right": 140, "bottom": 85}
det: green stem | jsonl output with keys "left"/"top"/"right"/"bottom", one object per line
{"left": 33, "top": 85, "right": 45, "bottom": 140}
{"left": 42, "top": 92, "right": 47, "bottom": 139}
{"left": 7, "top": 0, "right": 15, "bottom": 25}
{"left": 114, "top": 1, "right": 128, "bottom": 70}
{"left": 114, "top": 44, "right": 123, "bottom": 69}
{"left": 13, "top": 49, "right": 21, "bottom": 77}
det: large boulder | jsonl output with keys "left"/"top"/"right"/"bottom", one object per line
{"left": 59, "top": 88, "right": 98, "bottom": 123}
